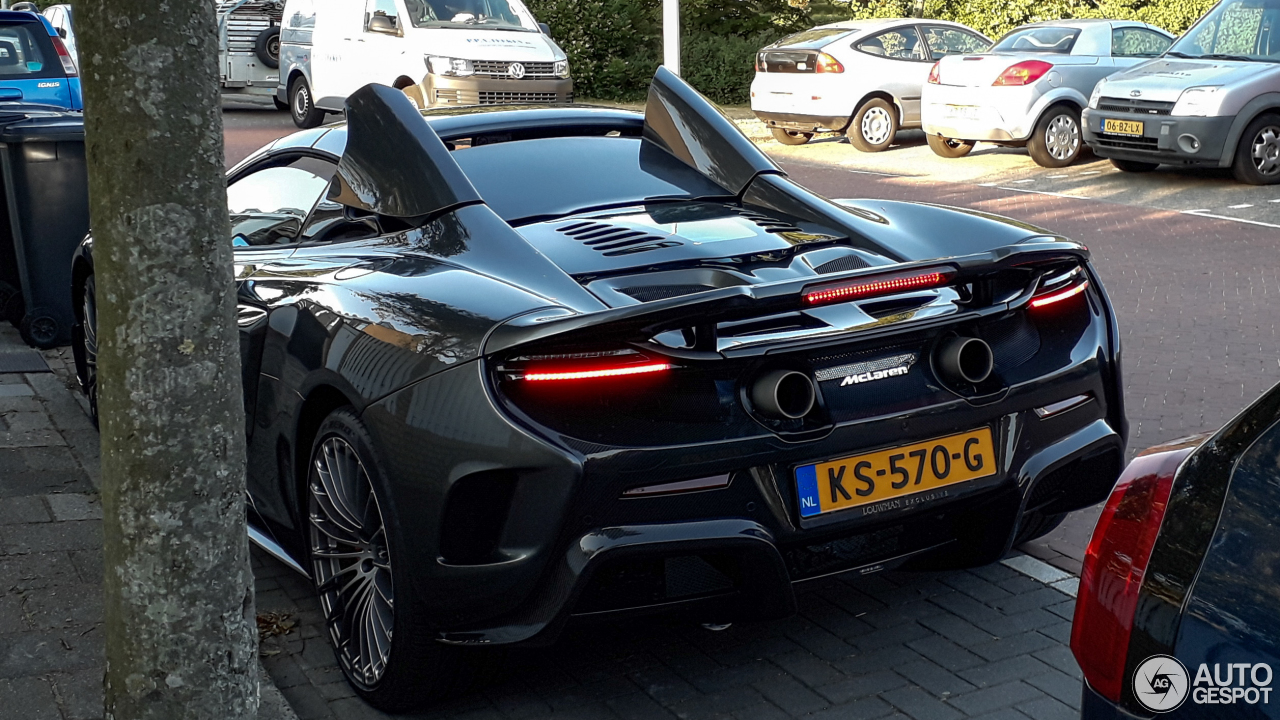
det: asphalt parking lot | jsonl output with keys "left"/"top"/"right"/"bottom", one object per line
{"left": 224, "top": 101, "right": 1280, "bottom": 719}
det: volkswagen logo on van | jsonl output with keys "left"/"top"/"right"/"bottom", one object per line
{"left": 509, "top": 63, "right": 526, "bottom": 80}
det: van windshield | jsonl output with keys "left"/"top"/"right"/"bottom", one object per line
{"left": 403, "top": 0, "right": 539, "bottom": 32}
{"left": 1167, "top": 0, "right": 1280, "bottom": 62}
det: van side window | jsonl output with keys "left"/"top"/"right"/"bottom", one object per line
{"left": 1112, "top": 28, "right": 1171, "bottom": 58}
{"left": 365, "top": 0, "right": 400, "bottom": 33}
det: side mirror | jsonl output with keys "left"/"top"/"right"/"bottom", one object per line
{"left": 57, "top": 28, "right": 67, "bottom": 39}
{"left": 538, "top": 22, "right": 550, "bottom": 35}
{"left": 367, "top": 14, "right": 398, "bottom": 35}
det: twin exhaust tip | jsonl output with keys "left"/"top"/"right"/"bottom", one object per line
{"left": 751, "top": 370, "right": 817, "bottom": 420}
{"left": 935, "top": 336, "right": 994, "bottom": 385}
{"left": 749, "top": 337, "right": 994, "bottom": 420}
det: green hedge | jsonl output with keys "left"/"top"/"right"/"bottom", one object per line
{"left": 528, "top": 0, "right": 1220, "bottom": 105}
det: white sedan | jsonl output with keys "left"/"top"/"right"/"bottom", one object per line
{"left": 751, "top": 19, "right": 990, "bottom": 151}
{"left": 922, "top": 19, "right": 1173, "bottom": 167}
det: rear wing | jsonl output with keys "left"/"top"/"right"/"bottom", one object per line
{"left": 484, "top": 241, "right": 1090, "bottom": 358}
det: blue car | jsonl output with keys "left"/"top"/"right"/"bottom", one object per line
{"left": 1072, "top": 383, "right": 1280, "bottom": 717}
{"left": 0, "top": 10, "right": 80, "bottom": 111}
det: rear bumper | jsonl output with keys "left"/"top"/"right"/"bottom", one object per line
{"left": 1081, "top": 681, "right": 1146, "bottom": 719}
{"left": 362, "top": 343, "right": 1126, "bottom": 647}
{"left": 754, "top": 110, "right": 850, "bottom": 134}
{"left": 1082, "top": 108, "right": 1233, "bottom": 167}
{"left": 922, "top": 83, "right": 1040, "bottom": 142}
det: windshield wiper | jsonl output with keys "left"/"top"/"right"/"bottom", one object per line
{"left": 1164, "top": 51, "right": 1195, "bottom": 58}
{"left": 1201, "top": 53, "right": 1257, "bottom": 62}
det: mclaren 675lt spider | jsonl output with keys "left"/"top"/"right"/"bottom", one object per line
{"left": 70, "top": 68, "right": 1126, "bottom": 711}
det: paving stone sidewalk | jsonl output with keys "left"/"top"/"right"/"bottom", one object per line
{"left": 0, "top": 324, "right": 296, "bottom": 719}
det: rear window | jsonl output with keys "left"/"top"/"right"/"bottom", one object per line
{"left": 0, "top": 22, "right": 60, "bottom": 79}
{"left": 771, "top": 28, "right": 854, "bottom": 50}
{"left": 451, "top": 136, "right": 732, "bottom": 223}
{"left": 992, "top": 27, "right": 1081, "bottom": 54}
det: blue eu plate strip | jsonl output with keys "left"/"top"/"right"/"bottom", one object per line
{"left": 795, "top": 464, "right": 821, "bottom": 518}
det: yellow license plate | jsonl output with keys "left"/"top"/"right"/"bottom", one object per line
{"left": 796, "top": 428, "right": 996, "bottom": 518}
{"left": 1103, "top": 118, "right": 1144, "bottom": 137}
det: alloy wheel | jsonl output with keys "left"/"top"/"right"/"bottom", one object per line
{"left": 309, "top": 436, "right": 395, "bottom": 689}
{"left": 81, "top": 278, "right": 98, "bottom": 419}
{"left": 1251, "top": 125, "right": 1280, "bottom": 176}
{"left": 861, "top": 107, "right": 893, "bottom": 146}
{"left": 1045, "top": 114, "right": 1080, "bottom": 161}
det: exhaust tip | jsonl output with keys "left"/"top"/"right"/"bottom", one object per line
{"left": 936, "top": 337, "right": 994, "bottom": 385}
{"left": 751, "top": 370, "right": 816, "bottom": 420}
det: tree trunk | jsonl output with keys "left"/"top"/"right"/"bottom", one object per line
{"left": 76, "top": 3, "right": 257, "bottom": 719}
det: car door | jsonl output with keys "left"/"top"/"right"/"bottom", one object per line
{"left": 854, "top": 26, "right": 932, "bottom": 125}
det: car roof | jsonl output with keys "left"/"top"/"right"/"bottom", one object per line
{"left": 815, "top": 17, "right": 976, "bottom": 34}
{"left": 0, "top": 10, "right": 55, "bottom": 34}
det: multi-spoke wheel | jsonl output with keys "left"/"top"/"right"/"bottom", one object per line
{"left": 75, "top": 275, "right": 99, "bottom": 426}
{"left": 1028, "top": 106, "right": 1082, "bottom": 168}
{"left": 1234, "top": 114, "right": 1280, "bottom": 185}
{"left": 309, "top": 433, "right": 395, "bottom": 689}
{"left": 305, "top": 408, "right": 502, "bottom": 711}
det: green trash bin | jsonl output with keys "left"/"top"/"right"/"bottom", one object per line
{"left": 0, "top": 104, "right": 89, "bottom": 348}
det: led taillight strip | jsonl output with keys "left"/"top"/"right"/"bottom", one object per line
{"left": 803, "top": 269, "right": 953, "bottom": 306}
{"left": 1030, "top": 280, "right": 1088, "bottom": 309}
{"left": 522, "top": 362, "right": 673, "bottom": 382}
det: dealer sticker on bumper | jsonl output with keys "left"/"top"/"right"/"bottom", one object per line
{"left": 795, "top": 428, "right": 996, "bottom": 518}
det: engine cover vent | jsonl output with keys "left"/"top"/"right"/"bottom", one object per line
{"left": 555, "top": 221, "right": 682, "bottom": 257}
{"left": 736, "top": 209, "right": 803, "bottom": 234}
{"left": 619, "top": 284, "right": 714, "bottom": 303}
{"left": 814, "top": 254, "right": 872, "bottom": 274}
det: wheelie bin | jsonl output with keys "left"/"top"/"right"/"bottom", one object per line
{"left": 0, "top": 104, "right": 89, "bottom": 348}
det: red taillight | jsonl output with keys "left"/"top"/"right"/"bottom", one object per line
{"left": 815, "top": 52, "right": 844, "bottom": 74}
{"left": 1071, "top": 448, "right": 1187, "bottom": 702}
{"left": 51, "top": 36, "right": 77, "bottom": 77}
{"left": 927, "top": 61, "right": 941, "bottom": 85}
{"left": 993, "top": 60, "right": 1052, "bottom": 86}
{"left": 1030, "top": 279, "right": 1088, "bottom": 308}
{"left": 522, "top": 362, "right": 672, "bottom": 383}
{"left": 803, "top": 268, "right": 953, "bottom": 306}
{"left": 756, "top": 53, "right": 765, "bottom": 72}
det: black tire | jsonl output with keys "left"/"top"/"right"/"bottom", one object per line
{"left": 770, "top": 127, "right": 813, "bottom": 146}
{"left": 255, "top": 26, "right": 281, "bottom": 69}
{"left": 1014, "top": 511, "right": 1066, "bottom": 546}
{"left": 289, "top": 76, "right": 325, "bottom": 129}
{"left": 927, "top": 134, "right": 975, "bottom": 159}
{"left": 847, "top": 98, "right": 897, "bottom": 152}
{"left": 1110, "top": 158, "right": 1159, "bottom": 173}
{"left": 19, "top": 311, "right": 59, "bottom": 349}
{"left": 307, "top": 408, "right": 502, "bottom": 712}
{"left": 1027, "top": 105, "right": 1083, "bottom": 168}
{"left": 77, "top": 275, "right": 98, "bottom": 427}
{"left": 1232, "top": 113, "right": 1280, "bottom": 185}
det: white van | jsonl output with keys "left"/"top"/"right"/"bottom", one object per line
{"left": 277, "top": 0, "right": 572, "bottom": 128}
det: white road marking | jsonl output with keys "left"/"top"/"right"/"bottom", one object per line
{"left": 1229, "top": 203, "right": 1254, "bottom": 209}
{"left": 993, "top": 186, "right": 1090, "bottom": 200}
{"left": 1185, "top": 209, "right": 1280, "bottom": 229}
{"left": 1079, "top": 170, "right": 1102, "bottom": 175}
{"left": 1270, "top": 198, "right": 1280, "bottom": 203}
{"left": 1001, "top": 554, "right": 1077, "bottom": 598}
{"left": 1011, "top": 179, "right": 1035, "bottom": 184}
{"left": 838, "top": 164, "right": 909, "bottom": 177}
{"left": 1046, "top": 174, "right": 1069, "bottom": 179}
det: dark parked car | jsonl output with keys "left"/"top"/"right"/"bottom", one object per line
{"left": 1072, "top": 388, "right": 1280, "bottom": 718}
{"left": 72, "top": 70, "right": 1126, "bottom": 711}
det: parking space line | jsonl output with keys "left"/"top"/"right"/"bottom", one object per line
{"left": 1230, "top": 203, "right": 1255, "bottom": 209}
{"left": 1079, "top": 171, "right": 1102, "bottom": 175}
{"left": 838, "top": 165, "right": 910, "bottom": 177}
{"left": 1270, "top": 199, "right": 1280, "bottom": 203}
{"left": 1046, "top": 174, "right": 1069, "bottom": 179}
{"left": 991, "top": 185, "right": 1091, "bottom": 200}
{"left": 1185, "top": 210, "right": 1280, "bottom": 229}
{"left": 1011, "top": 179, "right": 1035, "bottom": 184}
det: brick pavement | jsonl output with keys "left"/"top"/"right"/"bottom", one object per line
{"left": 0, "top": 323, "right": 297, "bottom": 719}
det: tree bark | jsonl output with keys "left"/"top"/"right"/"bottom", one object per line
{"left": 76, "top": 3, "right": 257, "bottom": 719}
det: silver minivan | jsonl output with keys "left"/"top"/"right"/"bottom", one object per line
{"left": 1083, "top": 0, "right": 1280, "bottom": 183}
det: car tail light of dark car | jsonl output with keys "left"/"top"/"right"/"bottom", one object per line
{"left": 927, "top": 61, "right": 941, "bottom": 84}
{"left": 1070, "top": 446, "right": 1191, "bottom": 701}
{"left": 993, "top": 60, "right": 1052, "bottom": 86}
